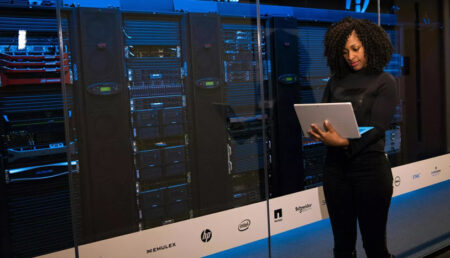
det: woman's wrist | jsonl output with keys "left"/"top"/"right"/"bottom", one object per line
{"left": 341, "top": 138, "right": 350, "bottom": 148}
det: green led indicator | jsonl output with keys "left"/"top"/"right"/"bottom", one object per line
{"left": 205, "top": 81, "right": 214, "bottom": 86}
{"left": 100, "top": 86, "right": 111, "bottom": 92}
{"left": 285, "top": 77, "right": 293, "bottom": 81}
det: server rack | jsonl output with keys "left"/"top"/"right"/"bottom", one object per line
{"left": 297, "top": 24, "right": 329, "bottom": 189}
{"left": 0, "top": 8, "right": 73, "bottom": 257}
{"left": 221, "top": 20, "right": 268, "bottom": 207}
{"left": 267, "top": 17, "right": 304, "bottom": 197}
{"left": 184, "top": 13, "right": 233, "bottom": 216}
{"left": 123, "top": 15, "right": 192, "bottom": 229}
{"left": 68, "top": 8, "right": 138, "bottom": 243}
{"left": 384, "top": 29, "right": 403, "bottom": 166}
{"left": 66, "top": 10, "right": 270, "bottom": 234}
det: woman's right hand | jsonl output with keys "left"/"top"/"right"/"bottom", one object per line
{"left": 308, "top": 120, "right": 350, "bottom": 147}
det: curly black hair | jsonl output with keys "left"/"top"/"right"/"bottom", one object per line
{"left": 324, "top": 17, "right": 394, "bottom": 78}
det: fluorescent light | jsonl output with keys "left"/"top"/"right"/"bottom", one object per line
{"left": 18, "top": 30, "right": 27, "bottom": 50}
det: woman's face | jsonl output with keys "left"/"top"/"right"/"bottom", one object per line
{"left": 343, "top": 31, "right": 367, "bottom": 71}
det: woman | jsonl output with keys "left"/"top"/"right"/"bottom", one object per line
{"left": 308, "top": 17, "right": 398, "bottom": 258}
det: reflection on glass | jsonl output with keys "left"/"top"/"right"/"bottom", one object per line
{"left": 222, "top": 21, "right": 267, "bottom": 207}
{"left": 60, "top": 1, "right": 268, "bottom": 249}
{"left": 1, "top": 0, "right": 446, "bottom": 257}
{"left": 297, "top": 24, "right": 330, "bottom": 190}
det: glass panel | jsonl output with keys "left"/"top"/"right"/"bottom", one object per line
{"left": 391, "top": 0, "right": 448, "bottom": 162}
{"left": 1, "top": 0, "right": 446, "bottom": 257}
{"left": 56, "top": 0, "right": 270, "bottom": 257}
{"left": 259, "top": 0, "right": 448, "bottom": 257}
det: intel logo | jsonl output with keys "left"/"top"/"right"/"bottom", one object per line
{"left": 394, "top": 176, "right": 401, "bottom": 186}
{"left": 238, "top": 219, "right": 251, "bottom": 231}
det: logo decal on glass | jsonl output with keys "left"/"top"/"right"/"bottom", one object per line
{"left": 274, "top": 209, "right": 283, "bottom": 222}
{"left": 238, "top": 219, "right": 251, "bottom": 232}
{"left": 394, "top": 176, "right": 401, "bottom": 187}
{"left": 201, "top": 229, "right": 212, "bottom": 243}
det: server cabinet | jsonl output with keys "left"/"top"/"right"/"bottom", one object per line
{"left": 69, "top": 8, "right": 137, "bottom": 243}
{"left": 268, "top": 17, "right": 303, "bottom": 196}
{"left": 0, "top": 8, "right": 73, "bottom": 257}
{"left": 185, "top": 13, "right": 232, "bottom": 215}
{"left": 123, "top": 15, "right": 191, "bottom": 229}
{"left": 67, "top": 10, "right": 271, "bottom": 234}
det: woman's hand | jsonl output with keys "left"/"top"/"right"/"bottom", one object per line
{"left": 308, "top": 120, "right": 350, "bottom": 147}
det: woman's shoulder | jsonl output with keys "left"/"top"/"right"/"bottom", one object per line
{"left": 375, "top": 72, "right": 397, "bottom": 97}
{"left": 377, "top": 71, "right": 396, "bottom": 85}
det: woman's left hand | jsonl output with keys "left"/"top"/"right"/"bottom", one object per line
{"left": 307, "top": 120, "right": 350, "bottom": 147}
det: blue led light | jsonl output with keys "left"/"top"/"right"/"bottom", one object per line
{"left": 8, "top": 161, "right": 76, "bottom": 174}
{"left": 346, "top": 0, "right": 370, "bottom": 13}
{"left": 10, "top": 172, "right": 69, "bottom": 182}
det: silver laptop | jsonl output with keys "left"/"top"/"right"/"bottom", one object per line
{"left": 294, "top": 102, "right": 371, "bottom": 139}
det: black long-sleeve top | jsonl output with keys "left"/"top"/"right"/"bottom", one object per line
{"left": 322, "top": 69, "right": 399, "bottom": 159}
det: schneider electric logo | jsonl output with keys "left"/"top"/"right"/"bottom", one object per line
{"left": 431, "top": 166, "right": 441, "bottom": 176}
{"left": 274, "top": 209, "right": 283, "bottom": 222}
{"left": 295, "top": 204, "right": 312, "bottom": 213}
{"left": 201, "top": 229, "right": 212, "bottom": 243}
{"left": 146, "top": 243, "right": 176, "bottom": 254}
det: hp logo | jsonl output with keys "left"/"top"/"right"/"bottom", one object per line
{"left": 201, "top": 229, "right": 212, "bottom": 243}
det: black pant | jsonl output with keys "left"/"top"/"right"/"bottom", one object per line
{"left": 323, "top": 151, "right": 393, "bottom": 258}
